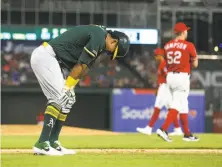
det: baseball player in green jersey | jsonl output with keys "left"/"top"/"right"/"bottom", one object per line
{"left": 30, "top": 25, "right": 130, "bottom": 156}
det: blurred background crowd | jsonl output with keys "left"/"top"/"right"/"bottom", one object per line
{"left": 1, "top": 0, "right": 222, "bottom": 89}
{"left": 1, "top": 40, "right": 221, "bottom": 89}
{"left": 1, "top": 41, "right": 151, "bottom": 88}
{"left": 1, "top": 0, "right": 222, "bottom": 132}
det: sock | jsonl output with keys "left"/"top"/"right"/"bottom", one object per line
{"left": 38, "top": 105, "right": 60, "bottom": 143}
{"left": 50, "top": 113, "right": 67, "bottom": 143}
{"left": 161, "top": 109, "right": 178, "bottom": 131}
{"left": 180, "top": 113, "right": 190, "bottom": 136}
{"left": 173, "top": 113, "right": 180, "bottom": 128}
{"left": 148, "top": 107, "right": 161, "bottom": 127}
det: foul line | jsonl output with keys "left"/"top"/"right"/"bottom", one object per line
{"left": 1, "top": 149, "right": 222, "bottom": 154}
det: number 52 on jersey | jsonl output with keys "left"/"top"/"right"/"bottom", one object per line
{"left": 167, "top": 51, "right": 182, "bottom": 64}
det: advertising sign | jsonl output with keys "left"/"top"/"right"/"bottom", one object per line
{"left": 112, "top": 89, "right": 205, "bottom": 133}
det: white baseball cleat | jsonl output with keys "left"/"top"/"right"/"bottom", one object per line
{"left": 33, "top": 141, "right": 64, "bottom": 156}
{"left": 169, "top": 127, "right": 183, "bottom": 136}
{"left": 183, "top": 134, "right": 200, "bottom": 142}
{"left": 51, "top": 141, "right": 76, "bottom": 155}
{"left": 136, "top": 126, "right": 152, "bottom": 135}
{"left": 156, "top": 128, "right": 172, "bottom": 142}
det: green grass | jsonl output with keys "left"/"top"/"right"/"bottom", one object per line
{"left": 2, "top": 134, "right": 222, "bottom": 149}
{"left": 2, "top": 134, "right": 222, "bottom": 167}
{"left": 2, "top": 153, "right": 222, "bottom": 167}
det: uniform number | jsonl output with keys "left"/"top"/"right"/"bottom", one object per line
{"left": 167, "top": 51, "right": 182, "bottom": 64}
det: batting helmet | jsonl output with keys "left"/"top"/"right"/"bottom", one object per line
{"left": 107, "top": 30, "right": 130, "bottom": 60}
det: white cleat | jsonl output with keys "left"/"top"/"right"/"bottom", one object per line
{"left": 136, "top": 126, "right": 152, "bottom": 135}
{"left": 183, "top": 134, "right": 200, "bottom": 142}
{"left": 169, "top": 128, "right": 183, "bottom": 136}
{"left": 156, "top": 128, "right": 172, "bottom": 142}
{"left": 33, "top": 141, "right": 64, "bottom": 156}
{"left": 51, "top": 141, "right": 76, "bottom": 155}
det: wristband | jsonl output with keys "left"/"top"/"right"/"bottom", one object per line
{"left": 65, "top": 76, "right": 79, "bottom": 88}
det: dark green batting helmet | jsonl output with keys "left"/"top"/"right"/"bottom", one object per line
{"left": 107, "top": 30, "right": 130, "bottom": 60}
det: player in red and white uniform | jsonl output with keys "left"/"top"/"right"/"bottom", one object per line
{"left": 156, "top": 22, "right": 199, "bottom": 142}
{"left": 136, "top": 48, "right": 182, "bottom": 135}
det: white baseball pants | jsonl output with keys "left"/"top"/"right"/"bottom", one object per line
{"left": 154, "top": 83, "right": 172, "bottom": 109}
{"left": 167, "top": 72, "right": 190, "bottom": 113}
{"left": 30, "top": 45, "right": 65, "bottom": 105}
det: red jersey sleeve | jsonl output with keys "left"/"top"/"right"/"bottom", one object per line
{"left": 163, "top": 48, "right": 167, "bottom": 60}
{"left": 188, "top": 42, "right": 197, "bottom": 61}
{"left": 161, "top": 60, "right": 167, "bottom": 75}
{"left": 157, "top": 60, "right": 167, "bottom": 85}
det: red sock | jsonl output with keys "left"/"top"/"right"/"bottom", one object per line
{"left": 180, "top": 114, "right": 190, "bottom": 135}
{"left": 162, "top": 109, "right": 178, "bottom": 131}
{"left": 148, "top": 107, "right": 160, "bottom": 127}
{"left": 173, "top": 113, "right": 180, "bottom": 128}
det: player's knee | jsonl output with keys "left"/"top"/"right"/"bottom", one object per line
{"left": 170, "top": 100, "right": 183, "bottom": 112}
{"left": 46, "top": 102, "right": 69, "bottom": 122}
{"left": 155, "top": 104, "right": 164, "bottom": 109}
{"left": 48, "top": 100, "right": 74, "bottom": 114}
{"left": 155, "top": 99, "right": 165, "bottom": 109}
{"left": 45, "top": 102, "right": 62, "bottom": 119}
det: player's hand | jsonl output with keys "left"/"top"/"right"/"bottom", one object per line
{"left": 59, "top": 86, "right": 76, "bottom": 110}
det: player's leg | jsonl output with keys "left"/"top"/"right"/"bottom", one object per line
{"left": 136, "top": 84, "right": 166, "bottom": 135}
{"left": 43, "top": 65, "right": 75, "bottom": 154}
{"left": 136, "top": 106, "right": 158, "bottom": 134}
{"left": 50, "top": 113, "right": 66, "bottom": 144}
{"left": 157, "top": 89, "right": 182, "bottom": 142}
{"left": 137, "top": 107, "right": 160, "bottom": 134}
{"left": 166, "top": 86, "right": 183, "bottom": 136}
{"left": 157, "top": 74, "right": 180, "bottom": 142}
{"left": 162, "top": 90, "right": 183, "bottom": 137}
{"left": 179, "top": 92, "right": 199, "bottom": 141}
{"left": 31, "top": 46, "right": 64, "bottom": 156}
{"left": 169, "top": 116, "right": 183, "bottom": 136}
{"left": 49, "top": 107, "right": 76, "bottom": 154}
{"left": 31, "top": 45, "right": 76, "bottom": 155}
{"left": 158, "top": 74, "right": 198, "bottom": 142}
{"left": 174, "top": 75, "right": 199, "bottom": 141}
{"left": 179, "top": 98, "right": 190, "bottom": 135}
{"left": 149, "top": 85, "right": 164, "bottom": 127}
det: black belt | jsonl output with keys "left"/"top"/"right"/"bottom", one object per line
{"left": 172, "top": 71, "right": 190, "bottom": 75}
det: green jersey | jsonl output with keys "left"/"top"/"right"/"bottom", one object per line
{"left": 49, "top": 25, "right": 107, "bottom": 70}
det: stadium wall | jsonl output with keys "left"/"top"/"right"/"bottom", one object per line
{"left": 2, "top": 87, "right": 212, "bottom": 133}
{"left": 1, "top": 88, "right": 111, "bottom": 130}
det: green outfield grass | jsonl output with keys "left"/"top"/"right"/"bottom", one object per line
{"left": 1, "top": 134, "right": 222, "bottom": 167}
{"left": 2, "top": 134, "right": 222, "bottom": 149}
{"left": 2, "top": 153, "right": 222, "bottom": 167}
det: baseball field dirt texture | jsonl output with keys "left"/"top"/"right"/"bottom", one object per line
{"left": 1, "top": 125, "right": 222, "bottom": 167}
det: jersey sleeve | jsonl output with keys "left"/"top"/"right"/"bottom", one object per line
{"left": 163, "top": 46, "right": 167, "bottom": 61}
{"left": 188, "top": 43, "right": 197, "bottom": 61}
{"left": 159, "top": 61, "right": 167, "bottom": 75}
{"left": 78, "top": 30, "right": 106, "bottom": 68}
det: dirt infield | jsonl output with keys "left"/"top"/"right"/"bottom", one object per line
{"left": 1, "top": 149, "right": 222, "bottom": 154}
{"left": 1, "top": 125, "right": 120, "bottom": 136}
